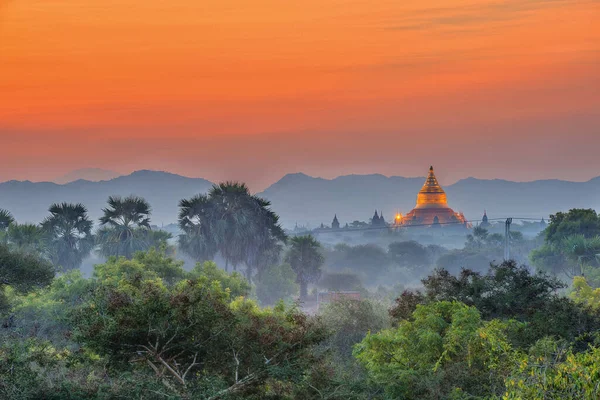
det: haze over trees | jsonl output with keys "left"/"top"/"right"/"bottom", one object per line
{"left": 0, "top": 179, "right": 599, "bottom": 399}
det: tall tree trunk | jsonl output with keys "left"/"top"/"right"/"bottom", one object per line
{"left": 225, "top": 258, "right": 229, "bottom": 272}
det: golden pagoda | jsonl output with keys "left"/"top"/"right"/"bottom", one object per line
{"left": 397, "top": 166, "right": 467, "bottom": 227}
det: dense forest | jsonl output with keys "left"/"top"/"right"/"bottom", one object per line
{"left": 1, "top": 183, "right": 600, "bottom": 399}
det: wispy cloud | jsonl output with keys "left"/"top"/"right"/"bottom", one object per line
{"left": 385, "top": 0, "right": 597, "bottom": 33}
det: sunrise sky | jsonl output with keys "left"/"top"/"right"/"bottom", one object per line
{"left": 1, "top": 0, "right": 599, "bottom": 189}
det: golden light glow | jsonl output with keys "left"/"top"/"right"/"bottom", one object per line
{"left": 400, "top": 166, "right": 467, "bottom": 226}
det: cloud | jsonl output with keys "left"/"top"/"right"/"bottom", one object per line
{"left": 384, "top": 0, "right": 596, "bottom": 33}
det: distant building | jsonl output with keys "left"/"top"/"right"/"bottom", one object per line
{"left": 371, "top": 210, "right": 386, "bottom": 227}
{"left": 480, "top": 210, "right": 491, "bottom": 229}
{"left": 332, "top": 214, "right": 340, "bottom": 230}
{"left": 395, "top": 166, "right": 468, "bottom": 228}
{"left": 372, "top": 210, "right": 380, "bottom": 225}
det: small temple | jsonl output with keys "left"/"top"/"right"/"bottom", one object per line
{"left": 395, "top": 166, "right": 467, "bottom": 227}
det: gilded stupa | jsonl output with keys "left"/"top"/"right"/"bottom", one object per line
{"left": 396, "top": 166, "right": 467, "bottom": 227}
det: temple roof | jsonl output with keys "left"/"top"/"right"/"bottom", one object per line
{"left": 415, "top": 166, "right": 449, "bottom": 209}
{"left": 420, "top": 166, "right": 446, "bottom": 195}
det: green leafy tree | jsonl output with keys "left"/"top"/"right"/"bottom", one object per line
{"left": 390, "top": 261, "right": 600, "bottom": 349}
{"left": 465, "top": 226, "right": 489, "bottom": 249}
{"left": 388, "top": 240, "right": 430, "bottom": 270}
{"left": 355, "top": 301, "right": 518, "bottom": 399}
{"left": 318, "top": 272, "right": 363, "bottom": 292}
{"left": 41, "top": 202, "right": 95, "bottom": 271}
{"left": 321, "top": 298, "right": 390, "bottom": 360}
{"left": 436, "top": 249, "right": 492, "bottom": 275}
{"left": 545, "top": 208, "right": 600, "bottom": 244}
{"left": 71, "top": 257, "right": 326, "bottom": 398}
{"left": 96, "top": 195, "right": 153, "bottom": 258}
{"left": 503, "top": 338, "right": 600, "bottom": 399}
{"left": 325, "top": 243, "right": 390, "bottom": 284}
{"left": 6, "top": 270, "right": 92, "bottom": 342}
{"left": 255, "top": 263, "right": 298, "bottom": 306}
{"left": 0, "top": 244, "right": 54, "bottom": 312}
{"left": 530, "top": 243, "right": 568, "bottom": 275}
{"left": 570, "top": 276, "right": 600, "bottom": 309}
{"left": 188, "top": 260, "right": 251, "bottom": 298}
{"left": 286, "top": 235, "right": 324, "bottom": 301}
{"left": 560, "top": 234, "right": 600, "bottom": 277}
{"left": 94, "top": 248, "right": 187, "bottom": 287}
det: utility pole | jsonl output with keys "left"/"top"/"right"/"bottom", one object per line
{"left": 504, "top": 218, "right": 513, "bottom": 260}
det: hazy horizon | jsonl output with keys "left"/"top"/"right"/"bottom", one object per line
{"left": 3, "top": 166, "right": 599, "bottom": 192}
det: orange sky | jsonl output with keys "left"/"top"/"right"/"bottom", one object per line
{"left": 1, "top": 0, "right": 599, "bottom": 189}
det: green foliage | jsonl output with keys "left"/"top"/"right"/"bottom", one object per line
{"left": 178, "top": 194, "right": 217, "bottom": 262}
{"left": 530, "top": 243, "right": 568, "bottom": 275}
{"left": 6, "top": 223, "right": 50, "bottom": 258}
{"left": 0, "top": 336, "right": 183, "bottom": 399}
{"left": 503, "top": 338, "right": 600, "bottom": 399}
{"left": 93, "top": 248, "right": 186, "bottom": 286}
{"left": 320, "top": 299, "right": 390, "bottom": 360}
{"left": 436, "top": 249, "right": 492, "bottom": 275}
{"left": 6, "top": 270, "right": 92, "bottom": 344}
{"left": 255, "top": 263, "right": 298, "bottom": 306}
{"left": 545, "top": 209, "right": 600, "bottom": 244}
{"left": 71, "top": 260, "right": 326, "bottom": 398}
{"left": 327, "top": 243, "right": 390, "bottom": 279}
{"left": 318, "top": 272, "right": 363, "bottom": 292}
{"left": 390, "top": 261, "right": 600, "bottom": 349}
{"left": 388, "top": 240, "right": 430, "bottom": 270}
{"left": 286, "top": 235, "right": 324, "bottom": 300}
{"left": 560, "top": 234, "right": 600, "bottom": 276}
{"left": 188, "top": 260, "right": 251, "bottom": 298}
{"left": 570, "top": 276, "right": 600, "bottom": 309}
{"left": 0, "top": 209, "right": 15, "bottom": 232}
{"left": 355, "top": 301, "right": 518, "bottom": 399}
{"left": 0, "top": 244, "right": 54, "bottom": 312}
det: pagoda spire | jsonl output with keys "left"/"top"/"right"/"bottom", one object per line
{"left": 415, "top": 165, "right": 448, "bottom": 209}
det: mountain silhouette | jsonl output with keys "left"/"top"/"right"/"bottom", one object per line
{"left": 1, "top": 171, "right": 598, "bottom": 229}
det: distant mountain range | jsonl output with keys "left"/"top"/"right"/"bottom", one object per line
{"left": 1, "top": 170, "right": 598, "bottom": 229}
{"left": 258, "top": 173, "right": 600, "bottom": 228}
{"left": 0, "top": 170, "right": 213, "bottom": 225}
{"left": 53, "top": 168, "right": 122, "bottom": 184}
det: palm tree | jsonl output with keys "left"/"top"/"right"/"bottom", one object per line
{"left": 244, "top": 197, "right": 287, "bottom": 281}
{"left": 208, "top": 182, "right": 258, "bottom": 271}
{"left": 0, "top": 209, "right": 14, "bottom": 245}
{"left": 285, "top": 235, "right": 324, "bottom": 301}
{"left": 207, "top": 182, "right": 287, "bottom": 275}
{"left": 7, "top": 223, "right": 50, "bottom": 257}
{"left": 466, "top": 226, "right": 489, "bottom": 249}
{"left": 41, "top": 203, "right": 94, "bottom": 271}
{"left": 97, "top": 195, "right": 152, "bottom": 259}
{"left": 561, "top": 234, "right": 600, "bottom": 277}
{"left": 178, "top": 184, "right": 287, "bottom": 280}
{"left": 178, "top": 194, "right": 217, "bottom": 262}
{"left": 0, "top": 209, "right": 14, "bottom": 231}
